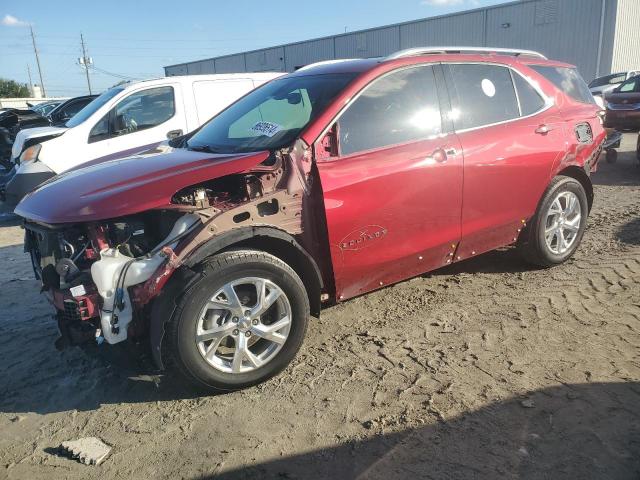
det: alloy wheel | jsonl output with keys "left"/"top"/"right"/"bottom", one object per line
{"left": 195, "top": 277, "right": 292, "bottom": 374}
{"left": 544, "top": 191, "right": 582, "bottom": 255}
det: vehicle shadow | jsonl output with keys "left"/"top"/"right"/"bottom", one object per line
{"left": 617, "top": 216, "right": 640, "bottom": 246}
{"left": 200, "top": 381, "right": 640, "bottom": 480}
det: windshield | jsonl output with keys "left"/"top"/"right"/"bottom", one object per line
{"left": 187, "top": 73, "right": 356, "bottom": 154}
{"left": 65, "top": 88, "right": 124, "bottom": 128}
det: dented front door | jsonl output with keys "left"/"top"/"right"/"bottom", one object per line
{"left": 315, "top": 64, "right": 463, "bottom": 300}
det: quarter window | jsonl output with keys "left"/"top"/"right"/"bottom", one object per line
{"left": 337, "top": 65, "right": 442, "bottom": 156}
{"left": 530, "top": 66, "right": 594, "bottom": 104}
{"left": 447, "top": 64, "right": 520, "bottom": 130}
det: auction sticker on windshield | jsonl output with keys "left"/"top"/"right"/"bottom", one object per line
{"left": 250, "top": 121, "right": 282, "bottom": 137}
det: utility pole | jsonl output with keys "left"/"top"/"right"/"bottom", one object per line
{"left": 26, "top": 64, "right": 34, "bottom": 96}
{"left": 29, "top": 25, "right": 46, "bottom": 97}
{"left": 79, "top": 33, "right": 93, "bottom": 95}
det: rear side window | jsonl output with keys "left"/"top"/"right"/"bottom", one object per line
{"left": 617, "top": 77, "right": 640, "bottom": 93}
{"left": 512, "top": 72, "right": 546, "bottom": 116}
{"left": 530, "top": 66, "right": 594, "bottom": 104}
{"left": 337, "top": 65, "right": 442, "bottom": 156}
{"left": 447, "top": 64, "right": 519, "bottom": 130}
{"left": 588, "top": 73, "right": 626, "bottom": 88}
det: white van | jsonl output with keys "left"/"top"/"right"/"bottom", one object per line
{"left": 4, "top": 73, "right": 283, "bottom": 206}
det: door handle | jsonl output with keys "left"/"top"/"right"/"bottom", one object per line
{"left": 426, "top": 148, "right": 449, "bottom": 163}
{"left": 535, "top": 124, "right": 552, "bottom": 135}
{"left": 166, "top": 129, "right": 183, "bottom": 139}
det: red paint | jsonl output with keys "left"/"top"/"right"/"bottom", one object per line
{"left": 316, "top": 135, "right": 463, "bottom": 299}
{"left": 131, "top": 247, "right": 179, "bottom": 306}
{"left": 88, "top": 225, "right": 109, "bottom": 251}
{"left": 15, "top": 148, "right": 269, "bottom": 224}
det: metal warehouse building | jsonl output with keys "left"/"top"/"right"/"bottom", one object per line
{"left": 164, "top": 0, "right": 640, "bottom": 83}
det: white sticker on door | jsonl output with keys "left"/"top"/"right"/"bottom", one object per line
{"left": 250, "top": 121, "right": 283, "bottom": 137}
{"left": 481, "top": 78, "right": 496, "bottom": 98}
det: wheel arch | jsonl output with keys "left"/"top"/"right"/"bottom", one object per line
{"left": 149, "top": 227, "right": 323, "bottom": 370}
{"left": 556, "top": 166, "right": 594, "bottom": 212}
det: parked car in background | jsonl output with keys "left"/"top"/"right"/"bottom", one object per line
{"left": 0, "top": 96, "right": 97, "bottom": 172}
{"left": 31, "top": 100, "right": 64, "bottom": 117}
{"left": 0, "top": 108, "right": 51, "bottom": 170}
{"left": 589, "top": 70, "right": 639, "bottom": 97}
{"left": 4, "top": 73, "right": 283, "bottom": 207}
{"left": 15, "top": 48, "right": 605, "bottom": 392}
{"left": 45, "top": 95, "right": 98, "bottom": 127}
{"left": 604, "top": 75, "right": 640, "bottom": 130}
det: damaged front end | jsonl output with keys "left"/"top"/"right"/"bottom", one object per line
{"left": 22, "top": 140, "right": 316, "bottom": 359}
{"left": 25, "top": 210, "right": 199, "bottom": 349}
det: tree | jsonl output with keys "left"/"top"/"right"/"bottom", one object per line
{"left": 0, "top": 78, "right": 31, "bottom": 98}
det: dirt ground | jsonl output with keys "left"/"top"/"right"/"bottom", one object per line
{"left": 1, "top": 135, "right": 639, "bottom": 480}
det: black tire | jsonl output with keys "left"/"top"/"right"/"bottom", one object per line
{"left": 519, "top": 176, "right": 589, "bottom": 267}
{"left": 605, "top": 149, "right": 617, "bottom": 164}
{"left": 163, "top": 250, "right": 309, "bottom": 393}
{"left": 636, "top": 135, "right": 640, "bottom": 163}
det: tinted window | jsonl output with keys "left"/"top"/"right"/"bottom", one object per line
{"left": 447, "top": 64, "right": 519, "bottom": 130}
{"left": 187, "top": 73, "right": 355, "bottom": 154}
{"left": 61, "top": 99, "right": 88, "bottom": 119}
{"left": 113, "top": 86, "right": 175, "bottom": 136}
{"left": 337, "top": 66, "right": 441, "bottom": 156}
{"left": 530, "top": 66, "right": 594, "bottom": 104}
{"left": 512, "top": 72, "right": 546, "bottom": 116}
{"left": 66, "top": 87, "right": 123, "bottom": 128}
{"left": 616, "top": 77, "right": 640, "bottom": 93}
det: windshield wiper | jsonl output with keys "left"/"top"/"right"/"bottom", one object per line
{"left": 187, "top": 144, "right": 228, "bottom": 154}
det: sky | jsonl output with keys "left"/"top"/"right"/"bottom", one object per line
{"left": 1, "top": 0, "right": 511, "bottom": 97}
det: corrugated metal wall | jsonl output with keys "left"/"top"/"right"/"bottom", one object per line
{"left": 165, "top": 0, "right": 626, "bottom": 83}
{"left": 611, "top": 0, "right": 640, "bottom": 72}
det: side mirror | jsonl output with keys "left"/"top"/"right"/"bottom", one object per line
{"left": 287, "top": 92, "right": 302, "bottom": 105}
{"left": 315, "top": 123, "right": 339, "bottom": 160}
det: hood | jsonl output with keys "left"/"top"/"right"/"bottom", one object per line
{"left": 15, "top": 145, "right": 270, "bottom": 224}
{"left": 11, "top": 126, "right": 67, "bottom": 159}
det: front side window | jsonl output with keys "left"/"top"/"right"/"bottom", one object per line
{"left": 447, "top": 64, "right": 520, "bottom": 130}
{"left": 337, "top": 65, "right": 442, "bottom": 156}
{"left": 530, "top": 65, "right": 594, "bottom": 104}
{"left": 113, "top": 86, "right": 175, "bottom": 136}
{"left": 187, "top": 73, "right": 355, "bottom": 154}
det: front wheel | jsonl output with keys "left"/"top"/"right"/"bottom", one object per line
{"left": 163, "top": 250, "right": 309, "bottom": 392}
{"left": 519, "top": 176, "right": 589, "bottom": 267}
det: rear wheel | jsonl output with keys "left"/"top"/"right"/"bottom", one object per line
{"left": 163, "top": 250, "right": 309, "bottom": 392}
{"left": 605, "top": 149, "right": 617, "bottom": 164}
{"left": 519, "top": 176, "right": 588, "bottom": 267}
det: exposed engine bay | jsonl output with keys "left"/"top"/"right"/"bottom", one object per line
{"left": 22, "top": 145, "right": 311, "bottom": 351}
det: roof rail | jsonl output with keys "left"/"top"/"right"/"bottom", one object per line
{"left": 296, "top": 59, "right": 358, "bottom": 72}
{"left": 386, "top": 47, "right": 547, "bottom": 61}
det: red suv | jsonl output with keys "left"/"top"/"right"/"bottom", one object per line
{"left": 15, "top": 48, "right": 604, "bottom": 392}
